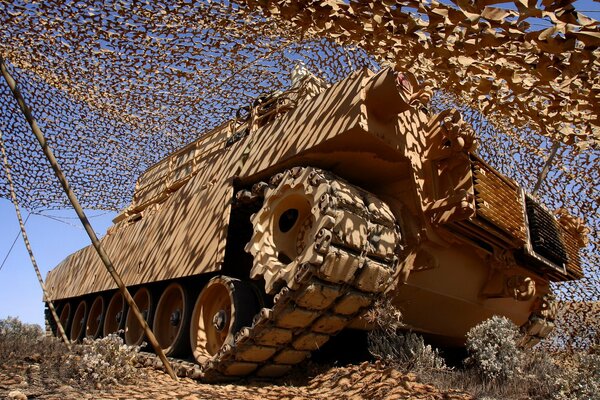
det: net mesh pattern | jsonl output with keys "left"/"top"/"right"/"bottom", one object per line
{"left": 0, "top": 0, "right": 597, "bottom": 349}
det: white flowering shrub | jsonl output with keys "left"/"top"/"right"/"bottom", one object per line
{"left": 68, "top": 333, "right": 141, "bottom": 386}
{"left": 464, "top": 316, "right": 524, "bottom": 382}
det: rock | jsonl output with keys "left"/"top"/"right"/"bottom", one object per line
{"left": 27, "top": 364, "right": 40, "bottom": 373}
{"left": 57, "top": 384, "right": 74, "bottom": 393}
{"left": 7, "top": 390, "right": 27, "bottom": 400}
{"left": 24, "top": 353, "right": 42, "bottom": 363}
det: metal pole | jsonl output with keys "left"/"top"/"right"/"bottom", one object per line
{"left": 532, "top": 141, "right": 560, "bottom": 196}
{"left": 0, "top": 56, "right": 177, "bottom": 380}
{"left": 0, "top": 132, "right": 71, "bottom": 349}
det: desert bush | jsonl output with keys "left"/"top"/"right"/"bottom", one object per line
{"left": 464, "top": 315, "right": 524, "bottom": 383}
{"left": 0, "top": 316, "right": 75, "bottom": 388}
{"left": 0, "top": 317, "right": 144, "bottom": 391}
{"left": 364, "top": 311, "right": 599, "bottom": 399}
{"left": 519, "top": 348, "right": 600, "bottom": 400}
{"left": 365, "top": 298, "right": 446, "bottom": 371}
{"left": 364, "top": 297, "right": 403, "bottom": 335}
{"left": 463, "top": 315, "right": 599, "bottom": 399}
{"left": 0, "top": 316, "right": 44, "bottom": 360}
{"left": 551, "top": 350, "right": 600, "bottom": 400}
{"left": 369, "top": 329, "right": 446, "bottom": 371}
{"left": 67, "top": 333, "right": 141, "bottom": 386}
{"left": 0, "top": 316, "right": 43, "bottom": 339}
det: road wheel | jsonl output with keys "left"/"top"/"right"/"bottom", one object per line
{"left": 104, "top": 291, "right": 126, "bottom": 336}
{"left": 153, "top": 283, "right": 190, "bottom": 357}
{"left": 86, "top": 295, "right": 105, "bottom": 338}
{"left": 125, "top": 287, "right": 153, "bottom": 346}
{"left": 58, "top": 302, "right": 71, "bottom": 338}
{"left": 190, "top": 276, "right": 260, "bottom": 363}
{"left": 70, "top": 300, "right": 87, "bottom": 342}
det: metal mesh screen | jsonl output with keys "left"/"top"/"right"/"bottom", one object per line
{"left": 0, "top": 0, "right": 597, "bottom": 349}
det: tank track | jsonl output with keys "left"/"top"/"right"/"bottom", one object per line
{"left": 49, "top": 167, "right": 401, "bottom": 382}
{"left": 192, "top": 167, "right": 401, "bottom": 381}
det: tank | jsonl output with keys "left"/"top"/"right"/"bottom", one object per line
{"left": 44, "top": 67, "right": 587, "bottom": 378}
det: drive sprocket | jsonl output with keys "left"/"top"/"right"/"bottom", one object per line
{"left": 246, "top": 167, "right": 400, "bottom": 295}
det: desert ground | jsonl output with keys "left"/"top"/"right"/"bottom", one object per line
{"left": 1, "top": 359, "right": 471, "bottom": 400}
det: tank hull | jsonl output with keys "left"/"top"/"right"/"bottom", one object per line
{"left": 45, "top": 67, "right": 585, "bottom": 374}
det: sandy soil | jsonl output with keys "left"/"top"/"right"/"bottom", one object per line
{"left": 1, "top": 360, "right": 472, "bottom": 400}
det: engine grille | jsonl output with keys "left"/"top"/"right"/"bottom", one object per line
{"left": 472, "top": 160, "right": 527, "bottom": 244}
{"left": 525, "top": 196, "right": 569, "bottom": 267}
{"left": 559, "top": 223, "right": 585, "bottom": 280}
{"left": 451, "top": 157, "right": 578, "bottom": 281}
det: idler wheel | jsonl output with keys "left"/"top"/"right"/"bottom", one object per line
{"left": 153, "top": 283, "right": 190, "bottom": 357}
{"left": 190, "top": 276, "right": 259, "bottom": 363}
{"left": 70, "top": 300, "right": 87, "bottom": 342}
{"left": 104, "top": 291, "right": 126, "bottom": 336}
{"left": 125, "top": 287, "right": 153, "bottom": 347}
{"left": 86, "top": 295, "right": 105, "bottom": 339}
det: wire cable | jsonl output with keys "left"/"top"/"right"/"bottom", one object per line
{"left": 0, "top": 212, "right": 30, "bottom": 273}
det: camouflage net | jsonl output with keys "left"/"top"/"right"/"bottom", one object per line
{"left": 0, "top": 0, "right": 598, "bottom": 348}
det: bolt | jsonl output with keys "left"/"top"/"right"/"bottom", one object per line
{"left": 212, "top": 310, "right": 227, "bottom": 331}
{"left": 170, "top": 309, "right": 181, "bottom": 326}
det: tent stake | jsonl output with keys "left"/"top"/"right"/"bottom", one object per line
{"left": 0, "top": 56, "right": 177, "bottom": 381}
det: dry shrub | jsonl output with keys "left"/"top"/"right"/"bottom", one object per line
{"left": 460, "top": 316, "right": 600, "bottom": 400}
{"left": 0, "top": 317, "right": 142, "bottom": 390}
{"left": 364, "top": 297, "right": 403, "bottom": 335}
{"left": 0, "top": 316, "right": 74, "bottom": 388}
{"left": 365, "top": 298, "right": 446, "bottom": 371}
{"left": 67, "top": 333, "right": 142, "bottom": 386}
{"left": 0, "top": 316, "right": 44, "bottom": 361}
{"left": 525, "top": 349, "right": 600, "bottom": 400}
{"left": 365, "top": 313, "right": 599, "bottom": 400}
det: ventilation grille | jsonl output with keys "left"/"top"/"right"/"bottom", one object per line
{"left": 525, "top": 196, "right": 568, "bottom": 268}
{"left": 560, "top": 224, "right": 585, "bottom": 280}
{"left": 472, "top": 160, "right": 526, "bottom": 245}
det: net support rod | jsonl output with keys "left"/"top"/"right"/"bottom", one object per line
{"left": 0, "top": 56, "right": 177, "bottom": 381}
{"left": 532, "top": 140, "right": 560, "bottom": 196}
{"left": 0, "top": 132, "right": 71, "bottom": 349}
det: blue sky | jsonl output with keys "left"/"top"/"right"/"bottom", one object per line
{"left": 0, "top": 0, "right": 598, "bottom": 328}
{"left": 0, "top": 199, "right": 116, "bottom": 326}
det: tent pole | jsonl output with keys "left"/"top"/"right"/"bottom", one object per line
{"left": 532, "top": 141, "right": 560, "bottom": 196}
{"left": 0, "top": 56, "right": 177, "bottom": 381}
{"left": 0, "top": 133, "right": 71, "bottom": 349}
